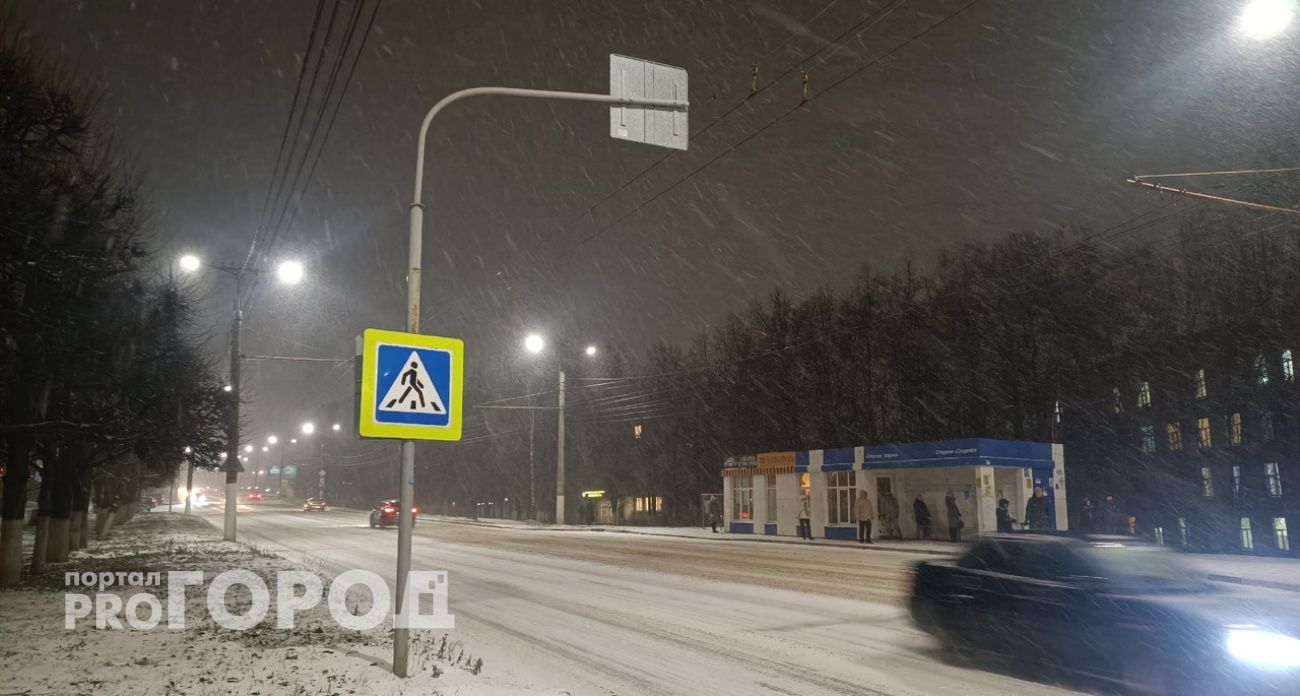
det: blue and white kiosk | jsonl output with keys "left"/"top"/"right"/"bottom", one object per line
{"left": 721, "top": 438, "right": 1066, "bottom": 540}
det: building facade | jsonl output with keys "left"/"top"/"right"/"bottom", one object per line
{"left": 1063, "top": 340, "right": 1299, "bottom": 556}
{"left": 722, "top": 438, "right": 1066, "bottom": 540}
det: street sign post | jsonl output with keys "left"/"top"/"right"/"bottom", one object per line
{"left": 391, "top": 53, "right": 686, "bottom": 678}
{"left": 359, "top": 328, "right": 464, "bottom": 441}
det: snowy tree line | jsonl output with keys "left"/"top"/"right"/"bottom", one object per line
{"left": 0, "top": 23, "right": 229, "bottom": 585}
{"left": 437, "top": 182, "right": 1300, "bottom": 525}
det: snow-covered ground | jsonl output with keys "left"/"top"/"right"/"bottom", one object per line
{"left": 0, "top": 512, "right": 535, "bottom": 695}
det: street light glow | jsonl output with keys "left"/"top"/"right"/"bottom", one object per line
{"left": 290, "top": 438, "right": 298, "bottom": 444}
{"left": 178, "top": 254, "right": 201, "bottom": 272}
{"left": 261, "top": 446, "right": 269, "bottom": 452}
{"left": 183, "top": 446, "right": 192, "bottom": 453}
{"left": 276, "top": 259, "right": 305, "bottom": 285}
{"left": 223, "top": 384, "right": 233, "bottom": 392}
{"left": 301, "top": 421, "right": 316, "bottom": 435}
{"left": 1239, "top": 0, "right": 1295, "bottom": 39}
{"left": 267, "top": 435, "right": 278, "bottom": 445}
{"left": 244, "top": 445, "right": 254, "bottom": 453}
{"left": 585, "top": 345, "right": 598, "bottom": 356}
{"left": 331, "top": 423, "right": 341, "bottom": 431}
{"left": 524, "top": 333, "right": 545, "bottom": 354}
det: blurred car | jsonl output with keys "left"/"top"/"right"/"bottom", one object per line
{"left": 303, "top": 497, "right": 327, "bottom": 512}
{"left": 910, "top": 534, "right": 1300, "bottom": 695}
{"left": 139, "top": 495, "right": 158, "bottom": 512}
{"left": 369, "top": 500, "right": 418, "bottom": 528}
{"left": 248, "top": 490, "right": 263, "bottom": 501}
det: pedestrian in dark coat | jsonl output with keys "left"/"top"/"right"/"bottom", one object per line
{"left": 1079, "top": 497, "right": 1098, "bottom": 532}
{"left": 1101, "top": 494, "right": 1124, "bottom": 534}
{"left": 996, "top": 498, "right": 1016, "bottom": 533}
{"left": 945, "top": 491, "right": 963, "bottom": 542}
{"left": 1025, "top": 487, "right": 1050, "bottom": 530}
{"left": 912, "top": 494, "right": 932, "bottom": 539}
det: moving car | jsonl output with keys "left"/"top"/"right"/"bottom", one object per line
{"left": 910, "top": 534, "right": 1300, "bottom": 695}
{"left": 139, "top": 495, "right": 158, "bottom": 512}
{"left": 248, "top": 490, "right": 263, "bottom": 501}
{"left": 369, "top": 500, "right": 418, "bottom": 528}
{"left": 302, "top": 497, "right": 327, "bottom": 512}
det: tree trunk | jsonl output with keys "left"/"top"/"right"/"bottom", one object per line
{"left": 30, "top": 475, "right": 51, "bottom": 576}
{"left": 0, "top": 430, "right": 32, "bottom": 586}
{"left": 45, "top": 446, "right": 72, "bottom": 563}
{"left": 68, "top": 459, "right": 92, "bottom": 552}
{"left": 78, "top": 480, "right": 92, "bottom": 548}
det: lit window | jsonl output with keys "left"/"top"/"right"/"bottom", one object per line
{"left": 1111, "top": 387, "right": 1123, "bottom": 414}
{"left": 1285, "top": 349, "right": 1295, "bottom": 382}
{"left": 1152, "top": 526, "right": 1165, "bottom": 545}
{"left": 654, "top": 496, "right": 663, "bottom": 512}
{"left": 1240, "top": 517, "right": 1254, "bottom": 550}
{"left": 1202, "top": 467, "right": 1215, "bottom": 497}
{"left": 1233, "top": 465, "right": 1242, "bottom": 499}
{"left": 1054, "top": 400, "right": 1062, "bottom": 424}
{"left": 730, "top": 475, "right": 753, "bottom": 520}
{"left": 633, "top": 423, "right": 643, "bottom": 439}
{"left": 1256, "top": 354, "right": 1270, "bottom": 384}
{"left": 1178, "top": 517, "right": 1189, "bottom": 546}
{"left": 1166, "top": 422, "right": 1182, "bottom": 451}
{"left": 1194, "top": 368, "right": 1207, "bottom": 399}
{"left": 1274, "top": 517, "right": 1290, "bottom": 552}
{"left": 1228, "top": 412, "right": 1242, "bottom": 446}
{"left": 1137, "top": 381, "right": 1152, "bottom": 408}
{"left": 1265, "top": 462, "right": 1283, "bottom": 497}
{"left": 1196, "top": 417, "right": 1212, "bottom": 448}
{"left": 825, "top": 470, "right": 856, "bottom": 525}
{"left": 1139, "top": 426, "right": 1155, "bottom": 453}
{"left": 766, "top": 473, "right": 777, "bottom": 521}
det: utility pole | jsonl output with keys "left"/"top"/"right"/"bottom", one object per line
{"left": 555, "top": 369, "right": 566, "bottom": 525}
{"left": 184, "top": 457, "right": 194, "bottom": 514}
{"left": 225, "top": 291, "right": 242, "bottom": 542}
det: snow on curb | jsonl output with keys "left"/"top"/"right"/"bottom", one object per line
{"left": 1, "top": 512, "right": 547, "bottom": 695}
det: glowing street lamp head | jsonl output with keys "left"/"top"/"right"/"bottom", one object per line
{"left": 267, "top": 435, "right": 278, "bottom": 445}
{"left": 524, "top": 334, "right": 545, "bottom": 354}
{"left": 290, "top": 438, "right": 298, "bottom": 444}
{"left": 276, "top": 259, "right": 305, "bottom": 285}
{"left": 301, "top": 421, "right": 316, "bottom": 435}
{"left": 244, "top": 445, "right": 254, "bottom": 453}
{"left": 183, "top": 446, "right": 193, "bottom": 454}
{"left": 331, "top": 423, "right": 341, "bottom": 432}
{"left": 585, "top": 345, "right": 598, "bottom": 357}
{"left": 223, "top": 384, "right": 233, "bottom": 393}
{"left": 178, "top": 254, "right": 201, "bottom": 272}
{"left": 1240, "top": 0, "right": 1295, "bottom": 39}
{"left": 261, "top": 446, "right": 269, "bottom": 452}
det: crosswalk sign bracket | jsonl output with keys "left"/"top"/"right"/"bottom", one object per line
{"left": 359, "top": 329, "right": 463, "bottom": 441}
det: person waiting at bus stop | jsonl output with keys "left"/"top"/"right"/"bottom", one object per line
{"left": 797, "top": 493, "right": 812, "bottom": 540}
{"left": 855, "top": 489, "right": 874, "bottom": 544}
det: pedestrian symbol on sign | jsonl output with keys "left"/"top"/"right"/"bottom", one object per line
{"left": 378, "top": 351, "right": 446, "bottom": 415}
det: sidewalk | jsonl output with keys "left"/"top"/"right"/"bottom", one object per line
{"left": 1, "top": 510, "right": 529, "bottom": 695}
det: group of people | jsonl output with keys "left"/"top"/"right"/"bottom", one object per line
{"left": 1078, "top": 494, "right": 1137, "bottom": 535}
{"left": 794, "top": 489, "right": 969, "bottom": 543}
{"left": 994, "top": 486, "right": 1052, "bottom": 532}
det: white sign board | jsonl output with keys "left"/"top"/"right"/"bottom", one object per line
{"left": 610, "top": 54, "right": 688, "bottom": 151}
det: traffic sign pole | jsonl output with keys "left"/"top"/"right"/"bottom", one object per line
{"left": 391, "top": 57, "right": 687, "bottom": 677}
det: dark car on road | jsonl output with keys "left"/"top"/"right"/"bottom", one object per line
{"left": 369, "top": 499, "right": 417, "bottom": 528}
{"left": 910, "top": 534, "right": 1300, "bottom": 695}
{"left": 302, "top": 497, "right": 326, "bottom": 512}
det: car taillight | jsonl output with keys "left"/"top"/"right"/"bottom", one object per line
{"left": 383, "top": 506, "right": 396, "bottom": 513}
{"left": 412, "top": 507, "right": 419, "bottom": 514}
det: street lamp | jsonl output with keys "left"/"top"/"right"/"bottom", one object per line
{"left": 331, "top": 423, "right": 341, "bottom": 432}
{"left": 267, "top": 435, "right": 278, "bottom": 445}
{"left": 301, "top": 421, "right": 315, "bottom": 435}
{"left": 1239, "top": 0, "right": 1295, "bottom": 39}
{"left": 178, "top": 252, "right": 305, "bottom": 542}
{"left": 244, "top": 445, "right": 254, "bottom": 454}
{"left": 523, "top": 334, "right": 599, "bottom": 526}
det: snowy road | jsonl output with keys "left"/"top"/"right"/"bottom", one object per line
{"left": 220, "top": 505, "right": 1082, "bottom": 696}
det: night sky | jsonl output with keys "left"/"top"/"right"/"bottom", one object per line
{"left": 14, "top": 0, "right": 1300, "bottom": 439}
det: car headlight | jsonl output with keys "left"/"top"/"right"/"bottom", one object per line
{"left": 1226, "top": 628, "right": 1300, "bottom": 668}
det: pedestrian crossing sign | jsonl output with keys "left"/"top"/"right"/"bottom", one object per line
{"left": 359, "top": 329, "right": 463, "bottom": 441}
